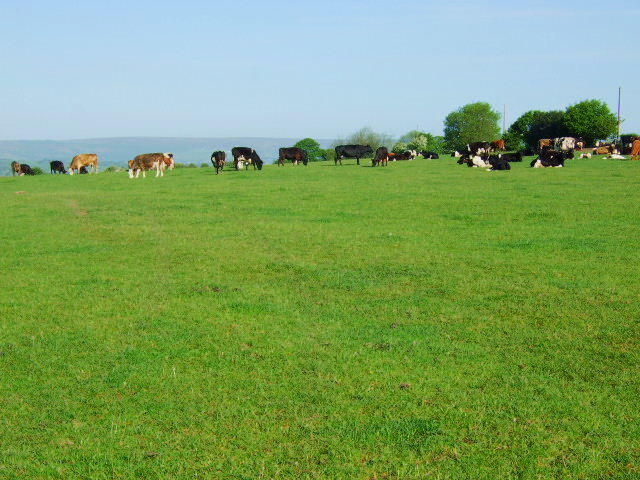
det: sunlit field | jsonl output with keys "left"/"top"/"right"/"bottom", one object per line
{"left": 1, "top": 156, "right": 639, "bottom": 479}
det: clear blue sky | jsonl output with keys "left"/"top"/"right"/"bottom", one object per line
{"left": 1, "top": 0, "right": 638, "bottom": 140}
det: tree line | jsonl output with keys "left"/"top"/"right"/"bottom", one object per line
{"left": 294, "top": 98, "right": 628, "bottom": 162}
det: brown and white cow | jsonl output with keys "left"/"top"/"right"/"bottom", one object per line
{"left": 538, "top": 139, "right": 553, "bottom": 151}
{"left": 11, "top": 161, "right": 21, "bottom": 176}
{"left": 128, "top": 153, "right": 166, "bottom": 178}
{"left": 592, "top": 144, "right": 619, "bottom": 155}
{"left": 69, "top": 154, "right": 99, "bottom": 175}
{"left": 630, "top": 140, "right": 640, "bottom": 160}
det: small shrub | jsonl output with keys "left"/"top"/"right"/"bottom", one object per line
{"left": 200, "top": 163, "right": 209, "bottom": 168}
{"left": 187, "top": 163, "right": 198, "bottom": 168}
{"left": 31, "top": 167, "right": 44, "bottom": 175}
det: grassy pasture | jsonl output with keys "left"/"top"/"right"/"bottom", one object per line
{"left": 1, "top": 156, "right": 639, "bottom": 479}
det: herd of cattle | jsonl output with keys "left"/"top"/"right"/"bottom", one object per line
{"left": 9, "top": 138, "right": 640, "bottom": 177}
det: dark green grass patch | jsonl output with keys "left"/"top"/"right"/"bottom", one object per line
{"left": 1, "top": 156, "right": 639, "bottom": 479}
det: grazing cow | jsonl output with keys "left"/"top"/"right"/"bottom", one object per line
{"left": 420, "top": 151, "right": 439, "bottom": 159}
{"left": 210, "top": 151, "right": 226, "bottom": 174}
{"left": 128, "top": 153, "right": 166, "bottom": 178}
{"left": 278, "top": 147, "right": 308, "bottom": 166}
{"left": 69, "top": 153, "right": 99, "bottom": 175}
{"left": 490, "top": 139, "right": 506, "bottom": 151}
{"left": 538, "top": 139, "right": 553, "bottom": 152}
{"left": 334, "top": 145, "right": 373, "bottom": 165}
{"left": 631, "top": 139, "right": 640, "bottom": 160}
{"left": 79, "top": 166, "right": 89, "bottom": 174}
{"left": 554, "top": 137, "right": 577, "bottom": 151}
{"left": 14, "top": 163, "right": 36, "bottom": 175}
{"left": 50, "top": 161, "right": 67, "bottom": 174}
{"left": 161, "top": 153, "right": 175, "bottom": 172}
{"left": 372, "top": 147, "right": 389, "bottom": 167}
{"left": 498, "top": 152, "right": 523, "bottom": 163}
{"left": 11, "top": 161, "right": 21, "bottom": 176}
{"left": 231, "top": 147, "right": 263, "bottom": 170}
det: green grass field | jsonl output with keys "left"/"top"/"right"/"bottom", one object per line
{"left": 1, "top": 157, "right": 639, "bottom": 479}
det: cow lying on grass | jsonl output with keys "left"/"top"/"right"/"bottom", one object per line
{"left": 530, "top": 149, "right": 574, "bottom": 168}
{"left": 457, "top": 154, "right": 510, "bottom": 170}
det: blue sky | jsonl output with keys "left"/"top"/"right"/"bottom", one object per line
{"left": 1, "top": 0, "right": 638, "bottom": 140}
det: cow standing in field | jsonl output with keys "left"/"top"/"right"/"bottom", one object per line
{"left": 554, "top": 137, "right": 577, "bottom": 151}
{"left": 231, "top": 147, "right": 263, "bottom": 170}
{"left": 631, "top": 139, "right": 640, "bottom": 160}
{"left": 278, "top": 147, "right": 308, "bottom": 166}
{"left": 12, "top": 163, "right": 36, "bottom": 175}
{"left": 50, "top": 161, "right": 67, "bottom": 174}
{"left": 371, "top": 147, "right": 389, "bottom": 167}
{"left": 11, "top": 161, "right": 21, "bottom": 176}
{"left": 490, "top": 139, "right": 506, "bottom": 151}
{"left": 161, "top": 153, "right": 175, "bottom": 172}
{"left": 69, "top": 154, "right": 99, "bottom": 175}
{"left": 210, "top": 151, "right": 226, "bottom": 174}
{"left": 452, "top": 142, "right": 491, "bottom": 157}
{"left": 334, "top": 145, "right": 373, "bottom": 165}
{"left": 538, "top": 139, "right": 553, "bottom": 152}
{"left": 128, "top": 153, "right": 166, "bottom": 178}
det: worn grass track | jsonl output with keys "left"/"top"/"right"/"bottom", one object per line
{"left": 1, "top": 157, "right": 639, "bottom": 479}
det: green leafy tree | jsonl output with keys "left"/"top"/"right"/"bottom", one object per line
{"left": 564, "top": 99, "right": 618, "bottom": 146}
{"left": 505, "top": 110, "right": 568, "bottom": 151}
{"left": 443, "top": 102, "right": 501, "bottom": 151}
{"left": 320, "top": 149, "right": 335, "bottom": 163}
{"left": 392, "top": 141, "right": 408, "bottom": 153}
{"left": 398, "top": 130, "right": 447, "bottom": 153}
{"left": 294, "top": 138, "right": 323, "bottom": 162}
{"left": 333, "top": 127, "right": 394, "bottom": 152}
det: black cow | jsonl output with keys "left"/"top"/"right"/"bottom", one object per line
{"left": 421, "top": 151, "right": 439, "bottom": 159}
{"left": 79, "top": 166, "right": 89, "bottom": 174}
{"left": 498, "top": 152, "right": 523, "bottom": 162}
{"left": 334, "top": 145, "right": 373, "bottom": 166}
{"left": 372, "top": 147, "right": 389, "bottom": 167}
{"left": 210, "top": 151, "right": 226, "bottom": 175}
{"left": 487, "top": 155, "right": 511, "bottom": 170}
{"left": 50, "top": 160, "right": 67, "bottom": 174}
{"left": 278, "top": 147, "right": 308, "bottom": 166}
{"left": 231, "top": 147, "right": 263, "bottom": 171}
{"left": 19, "top": 163, "right": 36, "bottom": 176}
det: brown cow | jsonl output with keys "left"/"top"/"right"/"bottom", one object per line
{"left": 490, "top": 139, "right": 506, "bottom": 151}
{"left": 128, "top": 153, "right": 166, "bottom": 178}
{"left": 538, "top": 139, "right": 552, "bottom": 151}
{"left": 631, "top": 139, "right": 640, "bottom": 160}
{"left": 69, "top": 154, "right": 99, "bottom": 175}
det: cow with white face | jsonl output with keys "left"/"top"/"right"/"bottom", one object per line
{"left": 554, "top": 137, "right": 577, "bottom": 151}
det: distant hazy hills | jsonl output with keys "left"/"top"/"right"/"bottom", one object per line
{"left": 0, "top": 137, "right": 333, "bottom": 175}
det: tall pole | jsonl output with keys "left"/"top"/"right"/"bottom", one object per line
{"left": 617, "top": 87, "right": 622, "bottom": 140}
{"left": 503, "top": 104, "right": 506, "bottom": 136}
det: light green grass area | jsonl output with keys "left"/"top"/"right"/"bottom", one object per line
{"left": 1, "top": 157, "right": 639, "bottom": 479}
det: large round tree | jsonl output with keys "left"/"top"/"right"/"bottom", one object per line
{"left": 444, "top": 102, "right": 501, "bottom": 151}
{"left": 294, "top": 138, "right": 323, "bottom": 162}
{"left": 564, "top": 100, "right": 617, "bottom": 146}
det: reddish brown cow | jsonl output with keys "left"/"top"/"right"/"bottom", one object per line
{"left": 490, "top": 139, "right": 506, "bottom": 151}
{"left": 631, "top": 139, "right": 640, "bottom": 160}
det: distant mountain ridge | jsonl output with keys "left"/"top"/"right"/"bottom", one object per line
{"left": 0, "top": 136, "right": 333, "bottom": 175}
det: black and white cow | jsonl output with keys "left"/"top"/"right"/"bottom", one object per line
{"left": 210, "top": 151, "right": 226, "bottom": 175}
{"left": 334, "top": 145, "right": 373, "bottom": 165}
{"left": 452, "top": 141, "right": 491, "bottom": 157}
{"left": 50, "top": 160, "right": 67, "bottom": 174}
{"left": 231, "top": 147, "right": 263, "bottom": 170}
{"left": 278, "top": 147, "right": 308, "bottom": 166}
{"left": 530, "top": 149, "right": 573, "bottom": 168}
{"left": 420, "top": 151, "right": 439, "bottom": 159}
{"left": 458, "top": 154, "right": 510, "bottom": 170}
